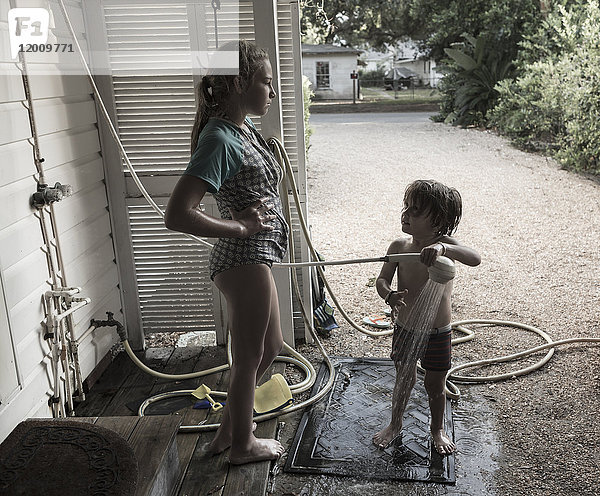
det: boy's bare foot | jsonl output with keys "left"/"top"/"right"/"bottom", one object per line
{"left": 229, "top": 437, "right": 284, "bottom": 465}
{"left": 373, "top": 424, "right": 401, "bottom": 449}
{"left": 431, "top": 429, "right": 455, "bottom": 455}
{"left": 206, "top": 422, "right": 257, "bottom": 455}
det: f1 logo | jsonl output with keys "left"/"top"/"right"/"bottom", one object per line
{"left": 8, "top": 8, "right": 50, "bottom": 59}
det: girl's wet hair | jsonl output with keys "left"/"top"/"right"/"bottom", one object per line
{"left": 190, "top": 40, "right": 269, "bottom": 153}
{"left": 404, "top": 180, "right": 462, "bottom": 235}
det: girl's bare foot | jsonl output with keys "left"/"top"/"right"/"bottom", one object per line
{"left": 206, "top": 422, "right": 257, "bottom": 456}
{"left": 431, "top": 429, "right": 456, "bottom": 455}
{"left": 373, "top": 423, "right": 401, "bottom": 449}
{"left": 229, "top": 437, "right": 284, "bottom": 465}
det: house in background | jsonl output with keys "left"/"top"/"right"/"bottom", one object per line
{"left": 361, "top": 40, "right": 443, "bottom": 87}
{"left": 302, "top": 43, "right": 360, "bottom": 99}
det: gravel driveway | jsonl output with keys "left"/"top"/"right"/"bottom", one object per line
{"left": 299, "top": 112, "right": 600, "bottom": 496}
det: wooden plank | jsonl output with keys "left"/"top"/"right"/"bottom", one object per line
{"left": 128, "top": 415, "right": 182, "bottom": 496}
{"left": 58, "top": 209, "right": 111, "bottom": 265}
{"left": 3, "top": 249, "right": 48, "bottom": 310}
{"left": 6, "top": 281, "right": 47, "bottom": 347}
{"left": 0, "top": 101, "right": 31, "bottom": 144}
{"left": 60, "top": 236, "right": 115, "bottom": 288}
{"left": 222, "top": 420, "right": 275, "bottom": 496}
{"left": 27, "top": 74, "right": 92, "bottom": 100}
{"left": 180, "top": 439, "right": 229, "bottom": 496}
{"left": 77, "top": 348, "right": 172, "bottom": 417}
{"left": 0, "top": 139, "right": 38, "bottom": 187}
{"left": 179, "top": 363, "right": 285, "bottom": 496}
{"left": 0, "top": 175, "right": 39, "bottom": 232}
{"left": 175, "top": 347, "right": 230, "bottom": 496}
{"left": 143, "top": 346, "right": 223, "bottom": 495}
{"left": 53, "top": 182, "right": 108, "bottom": 233}
{"left": 222, "top": 363, "right": 286, "bottom": 496}
{"left": 0, "top": 216, "right": 44, "bottom": 270}
{"left": 177, "top": 363, "right": 232, "bottom": 496}
{"left": 32, "top": 98, "right": 97, "bottom": 136}
{"left": 0, "top": 69, "right": 24, "bottom": 104}
{"left": 95, "top": 416, "right": 140, "bottom": 440}
{"left": 75, "top": 351, "right": 139, "bottom": 417}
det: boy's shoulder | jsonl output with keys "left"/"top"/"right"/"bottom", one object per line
{"left": 440, "top": 234, "right": 460, "bottom": 246}
{"left": 388, "top": 236, "right": 411, "bottom": 252}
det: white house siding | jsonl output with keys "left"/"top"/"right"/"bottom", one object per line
{"left": 0, "top": 0, "right": 122, "bottom": 442}
{"left": 303, "top": 54, "right": 358, "bottom": 99}
{"left": 396, "top": 58, "right": 443, "bottom": 87}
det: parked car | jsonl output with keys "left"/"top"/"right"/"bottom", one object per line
{"left": 384, "top": 67, "right": 418, "bottom": 90}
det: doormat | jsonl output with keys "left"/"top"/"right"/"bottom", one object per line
{"left": 0, "top": 419, "right": 138, "bottom": 495}
{"left": 284, "top": 357, "right": 455, "bottom": 484}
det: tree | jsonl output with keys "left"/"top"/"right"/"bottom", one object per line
{"left": 301, "top": 0, "right": 540, "bottom": 59}
{"left": 300, "top": 0, "right": 416, "bottom": 49}
{"left": 404, "top": 0, "right": 540, "bottom": 60}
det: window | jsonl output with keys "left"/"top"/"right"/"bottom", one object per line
{"left": 316, "top": 61, "right": 330, "bottom": 89}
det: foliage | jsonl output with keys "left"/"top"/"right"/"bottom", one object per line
{"left": 405, "top": 0, "right": 540, "bottom": 61}
{"left": 489, "top": 0, "right": 600, "bottom": 173}
{"left": 300, "top": 0, "right": 414, "bottom": 49}
{"left": 437, "top": 35, "right": 514, "bottom": 126}
{"left": 302, "top": 75, "right": 314, "bottom": 156}
{"left": 358, "top": 67, "right": 387, "bottom": 88}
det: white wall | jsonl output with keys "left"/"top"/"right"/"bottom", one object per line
{"left": 303, "top": 53, "right": 358, "bottom": 99}
{"left": 0, "top": 0, "right": 122, "bottom": 442}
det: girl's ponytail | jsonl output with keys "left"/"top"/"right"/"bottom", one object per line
{"left": 189, "top": 40, "right": 269, "bottom": 154}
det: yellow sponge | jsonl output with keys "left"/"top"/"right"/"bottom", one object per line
{"left": 253, "top": 373, "right": 293, "bottom": 414}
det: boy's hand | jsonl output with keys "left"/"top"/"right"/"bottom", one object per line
{"left": 420, "top": 242, "right": 445, "bottom": 266}
{"left": 388, "top": 289, "right": 407, "bottom": 321}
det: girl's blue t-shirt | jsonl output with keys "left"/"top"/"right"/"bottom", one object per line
{"left": 184, "top": 118, "right": 253, "bottom": 193}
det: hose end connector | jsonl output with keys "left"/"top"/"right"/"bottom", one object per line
{"left": 428, "top": 256, "right": 455, "bottom": 284}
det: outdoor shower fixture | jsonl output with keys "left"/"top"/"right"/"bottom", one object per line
{"left": 279, "top": 253, "right": 456, "bottom": 285}
{"left": 385, "top": 253, "right": 456, "bottom": 284}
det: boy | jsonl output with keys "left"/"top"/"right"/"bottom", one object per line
{"left": 373, "top": 180, "right": 481, "bottom": 455}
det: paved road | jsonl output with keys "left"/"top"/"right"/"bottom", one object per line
{"left": 310, "top": 111, "right": 434, "bottom": 125}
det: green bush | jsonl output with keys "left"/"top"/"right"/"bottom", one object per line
{"left": 436, "top": 35, "right": 514, "bottom": 126}
{"left": 358, "top": 67, "right": 387, "bottom": 88}
{"left": 489, "top": 0, "right": 600, "bottom": 173}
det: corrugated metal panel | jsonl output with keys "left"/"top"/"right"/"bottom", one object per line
{"left": 128, "top": 201, "right": 215, "bottom": 332}
{"left": 104, "top": 3, "right": 195, "bottom": 176}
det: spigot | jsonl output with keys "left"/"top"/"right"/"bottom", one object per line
{"left": 31, "top": 182, "right": 73, "bottom": 208}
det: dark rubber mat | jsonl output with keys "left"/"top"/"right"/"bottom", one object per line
{"left": 285, "top": 357, "right": 455, "bottom": 484}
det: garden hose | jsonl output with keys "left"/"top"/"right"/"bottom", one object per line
{"left": 56, "top": 0, "right": 600, "bottom": 431}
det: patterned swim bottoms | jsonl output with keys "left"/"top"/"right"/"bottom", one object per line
{"left": 390, "top": 323, "right": 452, "bottom": 371}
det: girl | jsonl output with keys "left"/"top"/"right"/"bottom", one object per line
{"left": 165, "top": 40, "right": 288, "bottom": 464}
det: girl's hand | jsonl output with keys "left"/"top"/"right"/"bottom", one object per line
{"left": 230, "top": 197, "right": 276, "bottom": 238}
{"left": 420, "top": 242, "right": 445, "bottom": 266}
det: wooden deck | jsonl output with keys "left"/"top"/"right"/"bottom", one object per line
{"left": 74, "top": 346, "right": 284, "bottom": 496}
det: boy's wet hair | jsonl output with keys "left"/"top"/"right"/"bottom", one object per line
{"left": 404, "top": 180, "right": 462, "bottom": 235}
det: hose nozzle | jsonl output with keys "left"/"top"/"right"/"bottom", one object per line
{"left": 428, "top": 256, "right": 455, "bottom": 284}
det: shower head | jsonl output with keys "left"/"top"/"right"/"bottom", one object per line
{"left": 427, "top": 256, "right": 455, "bottom": 284}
